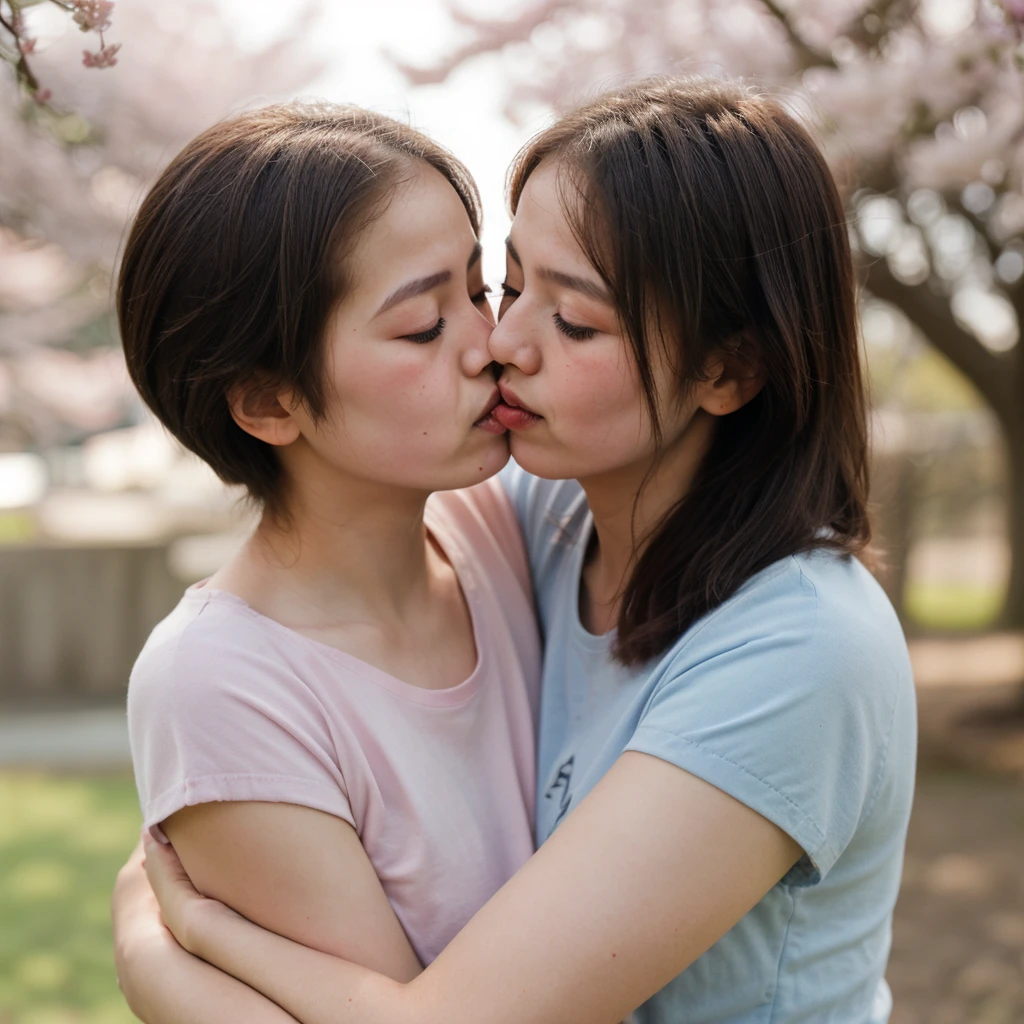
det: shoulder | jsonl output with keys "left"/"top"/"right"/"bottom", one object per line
{"left": 497, "top": 461, "right": 588, "bottom": 581}
{"left": 640, "top": 547, "right": 914, "bottom": 805}
{"left": 498, "top": 460, "right": 586, "bottom": 530}
{"left": 128, "top": 589, "right": 355, "bottom": 835}
{"left": 131, "top": 587, "right": 259, "bottom": 680}
{"left": 631, "top": 549, "right": 914, "bottom": 880}
{"left": 670, "top": 548, "right": 911, "bottom": 691}
{"left": 128, "top": 587, "right": 307, "bottom": 723}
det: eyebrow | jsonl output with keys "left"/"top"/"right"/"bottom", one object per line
{"left": 375, "top": 271, "right": 451, "bottom": 318}
{"left": 505, "top": 235, "right": 612, "bottom": 304}
{"left": 374, "top": 242, "right": 483, "bottom": 319}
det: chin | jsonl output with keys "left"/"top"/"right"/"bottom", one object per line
{"left": 508, "top": 436, "right": 578, "bottom": 481}
{"left": 475, "top": 438, "right": 512, "bottom": 479}
{"left": 432, "top": 438, "right": 511, "bottom": 490}
{"left": 510, "top": 435, "right": 635, "bottom": 482}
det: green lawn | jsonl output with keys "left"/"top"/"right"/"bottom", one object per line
{"left": 0, "top": 773, "right": 141, "bottom": 1024}
{"left": 903, "top": 581, "right": 1005, "bottom": 631}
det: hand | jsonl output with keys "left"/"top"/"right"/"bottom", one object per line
{"left": 113, "top": 835, "right": 161, "bottom": 1015}
{"left": 143, "top": 832, "right": 236, "bottom": 956}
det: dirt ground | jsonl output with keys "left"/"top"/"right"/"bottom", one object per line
{"left": 888, "top": 682, "right": 1024, "bottom": 1024}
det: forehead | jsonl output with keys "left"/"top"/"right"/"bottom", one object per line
{"left": 512, "top": 161, "right": 588, "bottom": 264}
{"left": 346, "top": 162, "right": 477, "bottom": 295}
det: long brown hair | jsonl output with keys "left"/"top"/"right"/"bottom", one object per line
{"left": 509, "top": 76, "right": 871, "bottom": 665}
{"left": 118, "top": 102, "right": 481, "bottom": 513}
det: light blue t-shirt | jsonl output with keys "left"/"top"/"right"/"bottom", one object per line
{"left": 502, "top": 464, "right": 916, "bottom": 1024}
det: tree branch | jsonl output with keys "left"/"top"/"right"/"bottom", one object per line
{"left": 391, "top": 0, "right": 581, "bottom": 86}
{"left": 865, "top": 256, "right": 1018, "bottom": 420}
{"left": 757, "top": 0, "right": 836, "bottom": 70}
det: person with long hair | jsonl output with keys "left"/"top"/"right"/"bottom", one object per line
{"left": 115, "top": 76, "right": 915, "bottom": 1024}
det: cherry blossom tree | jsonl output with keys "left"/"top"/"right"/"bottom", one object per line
{"left": 401, "top": 0, "right": 1024, "bottom": 628}
{"left": 0, "top": 0, "right": 325, "bottom": 449}
{"left": 1, "top": 0, "right": 119, "bottom": 105}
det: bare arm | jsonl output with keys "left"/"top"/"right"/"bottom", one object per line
{"left": 147, "top": 751, "right": 802, "bottom": 1024}
{"left": 113, "top": 840, "right": 300, "bottom": 1024}
{"left": 162, "top": 802, "right": 421, "bottom": 979}
{"left": 115, "top": 801, "right": 421, "bottom": 1022}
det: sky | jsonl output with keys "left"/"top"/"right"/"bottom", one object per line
{"left": 216, "top": 0, "right": 544, "bottom": 288}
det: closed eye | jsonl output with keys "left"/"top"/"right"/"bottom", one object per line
{"left": 553, "top": 312, "right": 597, "bottom": 341}
{"left": 471, "top": 285, "right": 492, "bottom": 306}
{"left": 497, "top": 283, "right": 521, "bottom": 322}
{"left": 402, "top": 317, "right": 445, "bottom": 344}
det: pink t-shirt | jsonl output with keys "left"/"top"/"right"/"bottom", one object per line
{"left": 127, "top": 478, "right": 540, "bottom": 965}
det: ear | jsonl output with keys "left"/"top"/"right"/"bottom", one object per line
{"left": 227, "top": 377, "right": 302, "bottom": 447}
{"left": 694, "top": 332, "right": 765, "bottom": 417}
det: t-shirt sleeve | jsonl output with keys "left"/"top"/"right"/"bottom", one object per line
{"left": 128, "top": 612, "right": 355, "bottom": 840}
{"left": 625, "top": 563, "right": 904, "bottom": 884}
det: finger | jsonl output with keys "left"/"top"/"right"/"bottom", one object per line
{"left": 143, "top": 835, "right": 195, "bottom": 895}
{"left": 114, "top": 835, "right": 155, "bottom": 902}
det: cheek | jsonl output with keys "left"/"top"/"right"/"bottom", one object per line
{"left": 334, "top": 347, "right": 450, "bottom": 426}
{"left": 553, "top": 343, "right": 649, "bottom": 446}
{"left": 312, "top": 349, "right": 436, "bottom": 466}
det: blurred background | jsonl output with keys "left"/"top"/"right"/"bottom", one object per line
{"left": 0, "top": 0, "right": 1022, "bottom": 1021}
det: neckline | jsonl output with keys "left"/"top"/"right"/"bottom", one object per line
{"left": 187, "top": 510, "right": 487, "bottom": 708}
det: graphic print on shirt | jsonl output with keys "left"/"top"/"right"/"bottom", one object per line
{"left": 545, "top": 754, "right": 575, "bottom": 828}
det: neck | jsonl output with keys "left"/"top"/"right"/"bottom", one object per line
{"left": 215, "top": 460, "right": 435, "bottom": 625}
{"left": 579, "top": 410, "right": 716, "bottom": 613}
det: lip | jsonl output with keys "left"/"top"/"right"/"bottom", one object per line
{"left": 473, "top": 388, "right": 507, "bottom": 435}
{"left": 497, "top": 382, "right": 542, "bottom": 418}
{"left": 494, "top": 381, "right": 543, "bottom": 431}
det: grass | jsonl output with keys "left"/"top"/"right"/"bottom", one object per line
{"left": 0, "top": 773, "right": 141, "bottom": 1024}
{"left": 904, "top": 581, "right": 1005, "bottom": 632}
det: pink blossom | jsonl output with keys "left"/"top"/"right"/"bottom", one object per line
{"left": 1003, "top": 0, "right": 1024, "bottom": 22}
{"left": 32, "top": 87, "right": 53, "bottom": 104}
{"left": 20, "top": 37, "right": 37, "bottom": 55}
{"left": 72, "top": 0, "right": 115, "bottom": 34}
{"left": 82, "top": 43, "right": 121, "bottom": 69}
{"left": 1, "top": 0, "right": 324, "bottom": 269}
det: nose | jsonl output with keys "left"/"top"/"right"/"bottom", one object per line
{"left": 460, "top": 312, "right": 495, "bottom": 379}
{"left": 487, "top": 308, "right": 541, "bottom": 376}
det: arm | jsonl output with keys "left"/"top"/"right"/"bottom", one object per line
{"left": 118, "top": 801, "right": 421, "bottom": 1023}
{"left": 113, "top": 839, "right": 300, "bottom": 1024}
{"left": 162, "top": 801, "right": 421, "bottom": 979}
{"left": 147, "top": 751, "right": 802, "bottom": 1024}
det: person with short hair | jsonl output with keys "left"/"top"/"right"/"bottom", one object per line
{"left": 117, "top": 101, "right": 542, "bottom": 1012}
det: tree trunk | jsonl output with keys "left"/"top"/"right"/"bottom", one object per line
{"left": 864, "top": 259, "right": 1023, "bottom": 632}
{"left": 871, "top": 448, "right": 915, "bottom": 620}
{"left": 1002, "top": 414, "right": 1024, "bottom": 631}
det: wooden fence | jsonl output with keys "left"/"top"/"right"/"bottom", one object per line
{"left": 0, "top": 543, "right": 184, "bottom": 703}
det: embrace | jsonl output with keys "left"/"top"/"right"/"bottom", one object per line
{"left": 111, "top": 75, "right": 916, "bottom": 1024}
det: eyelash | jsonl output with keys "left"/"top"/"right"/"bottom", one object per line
{"left": 553, "top": 313, "right": 597, "bottom": 341}
{"left": 500, "top": 284, "right": 597, "bottom": 341}
{"left": 399, "top": 280, "right": 488, "bottom": 343}
{"left": 403, "top": 317, "right": 445, "bottom": 344}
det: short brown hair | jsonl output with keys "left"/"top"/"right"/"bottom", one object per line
{"left": 118, "top": 102, "right": 481, "bottom": 510}
{"left": 510, "top": 76, "right": 871, "bottom": 664}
